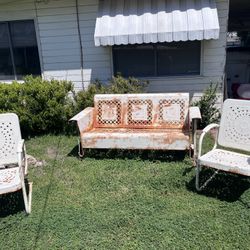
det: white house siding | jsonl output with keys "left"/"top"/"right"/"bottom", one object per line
{"left": 36, "top": 0, "right": 112, "bottom": 90}
{"left": 0, "top": 0, "right": 229, "bottom": 103}
{"left": 0, "top": 0, "right": 112, "bottom": 90}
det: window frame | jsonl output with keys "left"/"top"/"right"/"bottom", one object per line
{"left": 0, "top": 19, "right": 42, "bottom": 81}
{"left": 112, "top": 41, "right": 203, "bottom": 78}
{"left": 33, "top": 18, "right": 44, "bottom": 79}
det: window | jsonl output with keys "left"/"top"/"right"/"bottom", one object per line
{"left": 113, "top": 41, "right": 201, "bottom": 77}
{"left": 0, "top": 20, "right": 41, "bottom": 80}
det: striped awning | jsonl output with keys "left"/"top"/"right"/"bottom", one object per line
{"left": 94, "top": 0, "right": 220, "bottom": 46}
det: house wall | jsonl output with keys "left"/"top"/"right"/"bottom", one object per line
{"left": 0, "top": 0, "right": 229, "bottom": 103}
{"left": 226, "top": 50, "right": 250, "bottom": 96}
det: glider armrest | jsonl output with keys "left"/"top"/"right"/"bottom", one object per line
{"left": 189, "top": 106, "right": 201, "bottom": 121}
{"left": 70, "top": 107, "right": 94, "bottom": 133}
{"left": 189, "top": 107, "right": 201, "bottom": 158}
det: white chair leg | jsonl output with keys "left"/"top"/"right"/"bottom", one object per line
{"left": 22, "top": 180, "right": 32, "bottom": 214}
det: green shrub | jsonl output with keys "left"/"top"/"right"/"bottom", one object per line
{"left": 0, "top": 76, "right": 74, "bottom": 136}
{"left": 0, "top": 75, "right": 147, "bottom": 136}
{"left": 193, "top": 83, "right": 221, "bottom": 128}
{"left": 73, "top": 80, "right": 106, "bottom": 114}
{"left": 74, "top": 75, "right": 148, "bottom": 113}
{"left": 107, "top": 75, "right": 148, "bottom": 94}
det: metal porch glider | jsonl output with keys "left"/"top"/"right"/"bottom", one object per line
{"left": 71, "top": 93, "right": 201, "bottom": 156}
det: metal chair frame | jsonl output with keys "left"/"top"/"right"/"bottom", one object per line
{"left": 195, "top": 99, "right": 250, "bottom": 191}
{"left": 0, "top": 113, "right": 32, "bottom": 214}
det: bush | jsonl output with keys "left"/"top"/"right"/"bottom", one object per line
{"left": 74, "top": 75, "right": 148, "bottom": 113}
{"left": 193, "top": 83, "right": 221, "bottom": 128}
{"left": 107, "top": 75, "right": 148, "bottom": 94}
{"left": 0, "top": 76, "right": 75, "bottom": 136}
{"left": 0, "top": 75, "right": 147, "bottom": 136}
{"left": 73, "top": 80, "right": 106, "bottom": 114}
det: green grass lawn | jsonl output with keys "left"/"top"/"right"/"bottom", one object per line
{"left": 0, "top": 135, "right": 249, "bottom": 249}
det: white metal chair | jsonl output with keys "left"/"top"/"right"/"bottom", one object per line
{"left": 196, "top": 99, "right": 250, "bottom": 191}
{"left": 0, "top": 113, "right": 32, "bottom": 214}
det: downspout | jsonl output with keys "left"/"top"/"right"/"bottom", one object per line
{"left": 75, "top": 0, "right": 84, "bottom": 90}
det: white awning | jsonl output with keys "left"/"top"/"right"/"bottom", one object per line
{"left": 94, "top": 0, "right": 220, "bottom": 46}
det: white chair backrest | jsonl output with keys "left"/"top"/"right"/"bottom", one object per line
{"left": 93, "top": 93, "right": 189, "bottom": 129}
{"left": 0, "top": 113, "right": 22, "bottom": 165}
{"left": 218, "top": 99, "right": 250, "bottom": 152}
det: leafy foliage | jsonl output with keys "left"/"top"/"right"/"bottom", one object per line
{"left": 73, "top": 75, "right": 148, "bottom": 113}
{"left": 0, "top": 76, "right": 75, "bottom": 136}
{"left": 107, "top": 75, "right": 148, "bottom": 94}
{"left": 193, "top": 83, "right": 221, "bottom": 128}
{"left": 0, "top": 75, "right": 147, "bottom": 136}
{"left": 73, "top": 80, "right": 106, "bottom": 114}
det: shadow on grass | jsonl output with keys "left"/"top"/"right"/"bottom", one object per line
{"left": 186, "top": 168, "right": 250, "bottom": 205}
{"left": 68, "top": 145, "right": 187, "bottom": 162}
{"left": 0, "top": 179, "right": 31, "bottom": 218}
{"left": 33, "top": 136, "right": 62, "bottom": 249}
{"left": 0, "top": 191, "right": 24, "bottom": 218}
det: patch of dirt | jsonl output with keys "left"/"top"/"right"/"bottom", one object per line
{"left": 46, "top": 146, "right": 64, "bottom": 160}
{"left": 27, "top": 154, "right": 46, "bottom": 168}
{"left": 46, "top": 147, "right": 59, "bottom": 159}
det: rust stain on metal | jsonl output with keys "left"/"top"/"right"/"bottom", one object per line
{"left": 228, "top": 167, "right": 248, "bottom": 176}
{"left": 121, "top": 102, "right": 127, "bottom": 125}
{"left": 81, "top": 127, "right": 189, "bottom": 150}
{"left": 93, "top": 95, "right": 188, "bottom": 129}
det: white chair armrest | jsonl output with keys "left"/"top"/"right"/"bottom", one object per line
{"left": 202, "top": 123, "right": 220, "bottom": 133}
{"left": 198, "top": 123, "right": 220, "bottom": 158}
{"left": 17, "top": 139, "right": 28, "bottom": 175}
{"left": 189, "top": 106, "right": 201, "bottom": 121}
{"left": 70, "top": 107, "right": 94, "bottom": 133}
{"left": 17, "top": 139, "right": 25, "bottom": 153}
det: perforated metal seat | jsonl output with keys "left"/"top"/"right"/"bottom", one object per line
{"left": 0, "top": 167, "right": 21, "bottom": 195}
{"left": 0, "top": 113, "right": 32, "bottom": 214}
{"left": 199, "top": 149, "right": 250, "bottom": 176}
{"left": 196, "top": 99, "right": 250, "bottom": 191}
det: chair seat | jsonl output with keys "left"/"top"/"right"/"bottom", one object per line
{"left": 199, "top": 149, "right": 250, "bottom": 176}
{"left": 81, "top": 128, "right": 189, "bottom": 150}
{"left": 0, "top": 167, "right": 22, "bottom": 195}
